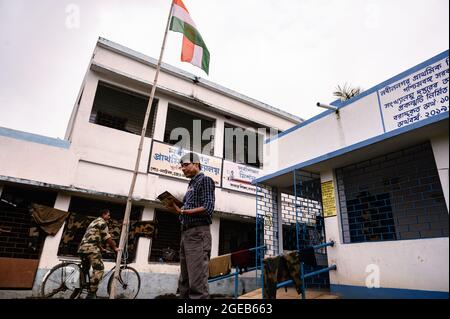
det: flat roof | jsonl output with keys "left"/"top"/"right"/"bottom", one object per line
{"left": 97, "top": 37, "right": 303, "bottom": 124}
{"left": 255, "top": 113, "right": 449, "bottom": 186}
{"left": 266, "top": 50, "right": 449, "bottom": 144}
{"left": 256, "top": 49, "right": 449, "bottom": 185}
{"left": 0, "top": 126, "right": 70, "bottom": 149}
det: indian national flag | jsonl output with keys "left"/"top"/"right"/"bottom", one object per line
{"left": 170, "top": 0, "right": 210, "bottom": 74}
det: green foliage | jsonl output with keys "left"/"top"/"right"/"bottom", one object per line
{"left": 333, "top": 83, "right": 363, "bottom": 101}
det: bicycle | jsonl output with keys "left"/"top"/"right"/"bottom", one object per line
{"left": 40, "top": 251, "right": 141, "bottom": 299}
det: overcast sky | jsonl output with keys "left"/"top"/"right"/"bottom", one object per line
{"left": 0, "top": 0, "right": 448, "bottom": 138}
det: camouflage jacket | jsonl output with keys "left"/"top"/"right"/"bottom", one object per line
{"left": 77, "top": 217, "right": 111, "bottom": 254}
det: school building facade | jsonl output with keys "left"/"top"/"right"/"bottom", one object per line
{"left": 255, "top": 50, "right": 449, "bottom": 298}
{"left": 0, "top": 37, "right": 301, "bottom": 298}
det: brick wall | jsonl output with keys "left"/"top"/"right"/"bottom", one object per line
{"left": 257, "top": 173, "right": 332, "bottom": 290}
{"left": 336, "top": 142, "right": 449, "bottom": 243}
{"left": 281, "top": 194, "right": 321, "bottom": 226}
{"left": 256, "top": 185, "right": 279, "bottom": 257}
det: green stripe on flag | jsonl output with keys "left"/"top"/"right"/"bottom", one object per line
{"left": 170, "top": 16, "right": 210, "bottom": 74}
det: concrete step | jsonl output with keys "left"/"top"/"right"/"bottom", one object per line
{"left": 238, "top": 287, "right": 340, "bottom": 299}
{"left": 314, "top": 294, "right": 341, "bottom": 299}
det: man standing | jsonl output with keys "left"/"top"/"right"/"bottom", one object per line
{"left": 78, "top": 209, "right": 119, "bottom": 299}
{"left": 170, "top": 152, "right": 215, "bottom": 299}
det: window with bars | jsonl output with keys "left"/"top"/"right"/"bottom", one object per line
{"left": 149, "top": 209, "right": 181, "bottom": 263}
{"left": 164, "top": 105, "right": 215, "bottom": 156}
{"left": 90, "top": 82, "right": 158, "bottom": 137}
{"left": 223, "top": 123, "right": 264, "bottom": 168}
{"left": 57, "top": 197, "right": 143, "bottom": 262}
{"left": 0, "top": 185, "right": 57, "bottom": 259}
{"left": 218, "top": 218, "right": 256, "bottom": 255}
{"left": 336, "top": 142, "right": 449, "bottom": 244}
{"left": 95, "top": 111, "right": 127, "bottom": 131}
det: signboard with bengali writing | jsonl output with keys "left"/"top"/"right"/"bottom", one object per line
{"left": 321, "top": 181, "right": 337, "bottom": 218}
{"left": 148, "top": 141, "right": 222, "bottom": 186}
{"left": 378, "top": 56, "right": 449, "bottom": 132}
{"left": 222, "top": 160, "right": 262, "bottom": 194}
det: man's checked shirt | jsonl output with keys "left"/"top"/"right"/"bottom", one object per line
{"left": 180, "top": 172, "right": 215, "bottom": 226}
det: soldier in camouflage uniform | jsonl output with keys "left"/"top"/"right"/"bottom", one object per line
{"left": 78, "top": 209, "right": 118, "bottom": 299}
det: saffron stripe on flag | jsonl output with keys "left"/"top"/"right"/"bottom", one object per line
{"left": 173, "top": 0, "right": 188, "bottom": 12}
{"left": 182, "top": 36, "right": 204, "bottom": 69}
{"left": 182, "top": 36, "right": 194, "bottom": 62}
{"left": 169, "top": 0, "right": 210, "bottom": 74}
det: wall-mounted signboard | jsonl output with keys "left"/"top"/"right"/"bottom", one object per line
{"left": 321, "top": 181, "right": 337, "bottom": 218}
{"left": 148, "top": 141, "right": 222, "bottom": 186}
{"left": 222, "top": 160, "right": 262, "bottom": 194}
{"left": 379, "top": 56, "right": 449, "bottom": 132}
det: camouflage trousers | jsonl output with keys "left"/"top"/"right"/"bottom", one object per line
{"left": 80, "top": 253, "right": 104, "bottom": 294}
{"left": 263, "top": 251, "right": 302, "bottom": 299}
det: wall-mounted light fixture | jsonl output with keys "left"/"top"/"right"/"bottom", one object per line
{"left": 316, "top": 102, "right": 338, "bottom": 111}
{"left": 317, "top": 102, "right": 340, "bottom": 119}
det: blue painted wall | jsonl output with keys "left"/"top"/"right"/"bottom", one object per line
{"left": 331, "top": 284, "right": 448, "bottom": 299}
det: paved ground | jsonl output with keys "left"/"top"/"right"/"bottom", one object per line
{"left": 238, "top": 287, "right": 340, "bottom": 299}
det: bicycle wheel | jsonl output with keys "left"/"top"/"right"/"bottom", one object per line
{"left": 107, "top": 266, "right": 141, "bottom": 299}
{"left": 41, "top": 262, "right": 85, "bottom": 299}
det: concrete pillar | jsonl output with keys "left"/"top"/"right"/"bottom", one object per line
{"left": 319, "top": 169, "right": 340, "bottom": 288}
{"left": 33, "top": 193, "right": 72, "bottom": 295}
{"left": 210, "top": 216, "right": 220, "bottom": 258}
{"left": 214, "top": 116, "right": 225, "bottom": 158}
{"left": 70, "top": 73, "right": 100, "bottom": 141}
{"left": 135, "top": 206, "right": 155, "bottom": 265}
{"left": 320, "top": 169, "right": 343, "bottom": 245}
{"left": 152, "top": 98, "right": 169, "bottom": 142}
{"left": 37, "top": 193, "right": 72, "bottom": 270}
{"left": 276, "top": 190, "right": 283, "bottom": 255}
{"left": 430, "top": 134, "right": 449, "bottom": 212}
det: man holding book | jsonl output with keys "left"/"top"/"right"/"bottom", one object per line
{"left": 167, "top": 152, "right": 215, "bottom": 299}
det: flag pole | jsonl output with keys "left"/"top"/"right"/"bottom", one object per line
{"left": 109, "top": 1, "right": 174, "bottom": 299}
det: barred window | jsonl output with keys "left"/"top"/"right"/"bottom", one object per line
{"left": 90, "top": 82, "right": 158, "bottom": 137}
{"left": 95, "top": 111, "right": 127, "bottom": 131}
{"left": 163, "top": 104, "right": 215, "bottom": 156}
{"left": 336, "top": 142, "right": 448, "bottom": 244}
{"left": 223, "top": 123, "right": 264, "bottom": 168}
{"left": 57, "top": 197, "right": 143, "bottom": 262}
{"left": 149, "top": 209, "right": 180, "bottom": 263}
{"left": 0, "top": 185, "right": 57, "bottom": 259}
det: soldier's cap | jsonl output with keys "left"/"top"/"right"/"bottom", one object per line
{"left": 179, "top": 152, "right": 201, "bottom": 164}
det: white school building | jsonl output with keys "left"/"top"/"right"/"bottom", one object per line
{"left": 255, "top": 50, "right": 449, "bottom": 298}
{"left": 0, "top": 37, "right": 300, "bottom": 298}
{"left": 0, "top": 38, "right": 448, "bottom": 299}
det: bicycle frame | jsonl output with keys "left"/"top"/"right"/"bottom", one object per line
{"left": 41, "top": 257, "right": 140, "bottom": 299}
{"left": 80, "top": 263, "right": 126, "bottom": 293}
